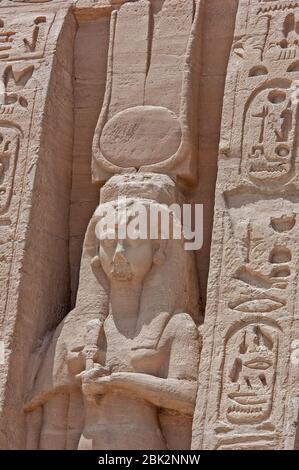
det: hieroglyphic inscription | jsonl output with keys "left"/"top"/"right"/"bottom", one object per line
{"left": 0, "top": 13, "right": 54, "bottom": 61}
{"left": 192, "top": 0, "right": 299, "bottom": 450}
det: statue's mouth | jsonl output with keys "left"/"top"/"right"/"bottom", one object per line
{"left": 110, "top": 262, "right": 133, "bottom": 281}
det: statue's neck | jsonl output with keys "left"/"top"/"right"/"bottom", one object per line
{"left": 109, "top": 281, "right": 143, "bottom": 336}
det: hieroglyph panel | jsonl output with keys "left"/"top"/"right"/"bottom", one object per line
{"left": 0, "top": 7, "right": 61, "bottom": 332}
{"left": 192, "top": 0, "right": 299, "bottom": 450}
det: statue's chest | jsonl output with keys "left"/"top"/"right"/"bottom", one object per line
{"left": 102, "top": 317, "right": 168, "bottom": 376}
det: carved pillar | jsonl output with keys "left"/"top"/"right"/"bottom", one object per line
{"left": 0, "top": 1, "right": 76, "bottom": 448}
{"left": 192, "top": 0, "right": 299, "bottom": 450}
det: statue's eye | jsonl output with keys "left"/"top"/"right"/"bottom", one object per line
{"left": 101, "top": 238, "right": 116, "bottom": 248}
{"left": 127, "top": 236, "right": 144, "bottom": 246}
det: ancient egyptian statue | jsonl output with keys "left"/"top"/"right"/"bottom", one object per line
{"left": 24, "top": 173, "right": 202, "bottom": 450}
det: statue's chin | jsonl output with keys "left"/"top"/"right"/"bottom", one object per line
{"left": 110, "top": 270, "right": 133, "bottom": 282}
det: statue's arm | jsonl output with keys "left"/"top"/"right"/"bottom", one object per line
{"left": 101, "top": 372, "right": 198, "bottom": 415}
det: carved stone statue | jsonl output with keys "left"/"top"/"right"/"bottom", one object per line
{"left": 25, "top": 174, "right": 202, "bottom": 450}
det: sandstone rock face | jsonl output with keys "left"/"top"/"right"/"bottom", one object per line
{"left": 0, "top": 0, "right": 297, "bottom": 451}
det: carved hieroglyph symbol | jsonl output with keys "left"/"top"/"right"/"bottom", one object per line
{"left": 265, "top": 11, "right": 299, "bottom": 60}
{"left": 0, "top": 65, "right": 33, "bottom": 114}
{"left": 242, "top": 83, "right": 298, "bottom": 183}
{"left": 226, "top": 202, "right": 296, "bottom": 313}
{"left": 0, "top": 15, "right": 51, "bottom": 61}
{"left": 251, "top": 10, "right": 299, "bottom": 60}
{"left": 228, "top": 296, "right": 286, "bottom": 313}
{"left": 234, "top": 10, "right": 299, "bottom": 62}
{"left": 258, "top": 0, "right": 299, "bottom": 14}
{"left": 220, "top": 323, "right": 279, "bottom": 425}
{"left": 0, "top": 125, "right": 21, "bottom": 215}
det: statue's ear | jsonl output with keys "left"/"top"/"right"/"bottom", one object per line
{"left": 91, "top": 255, "right": 101, "bottom": 272}
{"left": 90, "top": 255, "right": 109, "bottom": 292}
{"left": 153, "top": 239, "right": 168, "bottom": 266}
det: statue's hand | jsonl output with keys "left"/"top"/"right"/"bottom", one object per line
{"left": 78, "top": 371, "right": 144, "bottom": 398}
{"left": 82, "top": 345, "right": 100, "bottom": 363}
{"left": 104, "top": 372, "right": 143, "bottom": 390}
{"left": 77, "top": 364, "right": 110, "bottom": 381}
{"left": 77, "top": 364, "right": 111, "bottom": 396}
{"left": 81, "top": 373, "right": 128, "bottom": 397}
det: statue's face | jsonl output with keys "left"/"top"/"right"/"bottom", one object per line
{"left": 99, "top": 233, "right": 154, "bottom": 283}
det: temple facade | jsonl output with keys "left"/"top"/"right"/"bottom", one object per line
{"left": 0, "top": 0, "right": 298, "bottom": 450}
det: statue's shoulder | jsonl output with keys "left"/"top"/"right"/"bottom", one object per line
{"left": 162, "top": 312, "right": 198, "bottom": 340}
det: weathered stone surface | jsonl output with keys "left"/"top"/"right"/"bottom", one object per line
{"left": 0, "top": 0, "right": 298, "bottom": 452}
{"left": 192, "top": 0, "right": 299, "bottom": 451}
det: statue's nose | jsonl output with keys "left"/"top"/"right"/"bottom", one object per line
{"left": 113, "top": 242, "right": 126, "bottom": 262}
